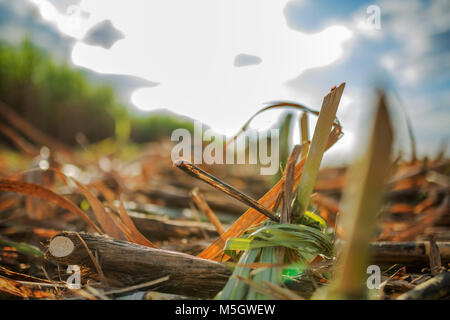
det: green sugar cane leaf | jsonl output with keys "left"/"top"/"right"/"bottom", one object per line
{"left": 217, "top": 248, "right": 260, "bottom": 300}
{"left": 254, "top": 227, "right": 331, "bottom": 250}
{"left": 0, "top": 238, "right": 44, "bottom": 259}
{"left": 224, "top": 238, "right": 252, "bottom": 251}
{"left": 226, "top": 222, "right": 334, "bottom": 258}
{"left": 282, "top": 261, "right": 308, "bottom": 282}
{"left": 220, "top": 220, "right": 335, "bottom": 300}
{"left": 225, "top": 238, "right": 275, "bottom": 251}
{"left": 295, "top": 251, "right": 319, "bottom": 263}
{"left": 248, "top": 247, "right": 276, "bottom": 300}
{"left": 304, "top": 211, "right": 327, "bottom": 229}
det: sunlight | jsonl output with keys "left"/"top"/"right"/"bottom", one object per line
{"left": 29, "top": 0, "right": 353, "bottom": 135}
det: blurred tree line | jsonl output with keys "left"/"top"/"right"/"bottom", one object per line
{"left": 0, "top": 39, "right": 194, "bottom": 147}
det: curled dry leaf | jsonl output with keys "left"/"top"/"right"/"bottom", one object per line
{"left": 0, "top": 179, "right": 101, "bottom": 233}
{"left": 117, "top": 195, "right": 156, "bottom": 248}
{"left": 70, "top": 178, "right": 126, "bottom": 241}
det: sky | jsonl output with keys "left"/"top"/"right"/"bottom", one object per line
{"left": 2, "top": 0, "right": 449, "bottom": 164}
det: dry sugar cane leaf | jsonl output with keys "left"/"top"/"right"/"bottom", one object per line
{"left": 0, "top": 101, "right": 72, "bottom": 155}
{"left": 281, "top": 145, "right": 302, "bottom": 224}
{"left": 393, "top": 196, "right": 449, "bottom": 241}
{"left": 6, "top": 168, "right": 126, "bottom": 240}
{"left": 295, "top": 83, "right": 345, "bottom": 219}
{"left": 0, "top": 275, "right": 55, "bottom": 299}
{"left": 0, "top": 179, "right": 101, "bottom": 233}
{"left": 0, "top": 194, "right": 20, "bottom": 212}
{"left": 194, "top": 157, "right": 310, "bottom": 262}
{"left": 0, "top": 120, "right": 39, "bottom": 157}
{"left": 279, "top": 113, "right": 294, "bottom": 170}
{"left": 4, "top": 168, "right": 151, "bottom": 244}
{"left": 70, "top": 178, "right": 127, "bottom": 241}
{"left": 397, "top": 272, "right": 450, "bottom": 300}
{"left": 327, "top": 92, "right": 394, "bottom": 299}
{"left": 300, "top": 112, "right": 310, "bottom": 159}
{"left": 91, "top": 180, "right": 117, "bottom": 202}
{"left": 108, "top": 211, "right": 137, "bottom": 243}
{"left": 428, "top": 235, "right": 442, "bottom": 275}
{"left": 391, "top": 90, "right": 417, "bottom": 162}
{"left": 190, "top": 187, "right": 226, "bottom": 235}
{"left": 117, "top": 195, "right": 156, "bottom": 248}
{"left": 197, "top": 179, "right": 291, "bottom": 261}
{"left": 0, "top": 266, "right": 61, "bottom": 284}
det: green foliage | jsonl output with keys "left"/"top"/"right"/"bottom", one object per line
{"left": 0, "top": 38, "right": 117, "bottom": 144}
{"left": 217, "top": 220, "right": 334, "bottom": 299}
{"left": 130, "top": 114, "right": 195, "bottom": 143}
{"left": 0, "top": 237, "right": 45, "bottom": 259}
{"left": 0, "top": 38, "right": 194, "bottom": 146}
{"left": 279, "top": 112, "right": 294, "bottom": 170}
{"left": 224, "top": 221, "right": 333, "bottom": 262}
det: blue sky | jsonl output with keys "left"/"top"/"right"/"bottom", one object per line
{"left": 1, "top": 0, "right": 449, "bottom": 163}
{"left": 285, "top": 0, "right": 450, "bottom": 161}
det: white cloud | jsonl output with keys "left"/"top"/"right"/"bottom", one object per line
{"left": 28, "top": 0, "right": 100, "bottom": 39}
{"left": 28, "top": 0, "right": 353, "bottom": 134}
{"left": 378, "top": 0, "right": 450, "bottom": 86}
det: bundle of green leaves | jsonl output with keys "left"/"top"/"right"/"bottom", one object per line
{"left": 217, "top": 216, "right": 334, "bottom": 299}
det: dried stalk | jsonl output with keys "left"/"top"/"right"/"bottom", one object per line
{"left": 296, "top": 83, "right": 345, "bottom": 218}
{"left": 174, "top": 160, "right": 279, "bottom": 222}
{"left": 46, "top": 232, "right": 231, "bottom": 298}
{"left": 190, "top": 187, "right": 225, "bottom": 235}
{"left": 300, "top": 112, "right": 309, "bottom": 159}
{"left": 328, "top": 91, "right": 393, "bottom": 299}
{"left": 281, "top": 144, "right": 302, "bottom": 223}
